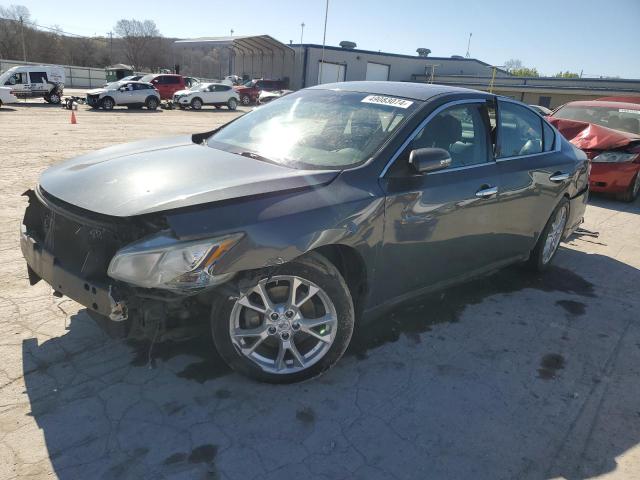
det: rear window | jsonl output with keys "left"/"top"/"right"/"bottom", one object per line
{"left": 162, "top": 76, "right": 180, "bottom": 84}
{"left": 553, "top": 104, "right": 640, "bottom": 135}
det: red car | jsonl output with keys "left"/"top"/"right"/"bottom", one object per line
{"left": 548, "top": 99, "right": 640, "bottom": 202}
{"left": 234, "top": 79, "right": 286, "bottom": 105}
{"left": 139, "top": 74, "right": 186, "bottom": 100}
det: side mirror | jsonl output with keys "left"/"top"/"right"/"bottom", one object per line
{"left": 408, "top": 147, "right": 451, "bottom": 174}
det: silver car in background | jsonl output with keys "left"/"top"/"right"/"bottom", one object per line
{"left": 172, "top": 82, "right": 239, "bottom": 110}
{"left": 86, "top": 81, "right": 160, "bottom": 110}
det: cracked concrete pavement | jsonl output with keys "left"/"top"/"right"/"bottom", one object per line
{"left": 1, "top": 98, "right": 639, "bottom": 479}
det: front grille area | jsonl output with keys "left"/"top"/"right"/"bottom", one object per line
{"left": 86, "top": 94, "right": 100, "bottom": 107}
{"left": 23, "top": 190, "right": 135, "bottom": 281}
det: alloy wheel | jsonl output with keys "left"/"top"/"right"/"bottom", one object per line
{"left": 542, "top": 205, "right": 568, "bottom": 264}
{"left": 229, "top": 275, "right": 338, "bottom": 374}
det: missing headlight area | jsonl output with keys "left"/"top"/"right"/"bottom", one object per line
{"left": 20, "top": 187, "right": 214, "bottom": 340}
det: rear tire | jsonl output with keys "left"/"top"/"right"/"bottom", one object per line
{"left": 617, "top": 173, "right": 640, "bottom": 202}
{"left": 211, "top": 252, "right": 354, "bottom": 383}
{"left": 48, "top": 91, "right": 61, "bottom": 104}
{"left": 240, "top": 94, "right": 251, "bottom": 106}
{"left": 146, "top": 97, "right": 159, "bottom": 110}
{"left": 527, "top": 198, "right": 570, "bottom": 272}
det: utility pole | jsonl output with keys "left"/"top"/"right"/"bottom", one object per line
{"left": 488, "top": 65, "right": 504, "bottom": 93}
{"left": 427, "top": 64, "right": 439, "bottom": 83}
{"left": 319, "top": 0, "right": 329, "bottom": 84}
{"left": 465, "top": 33, "right": 472, "bottom": 58}
{"left": 108, "top": 31, "right": 113, "bottom": 63}
{"left": 299, "top": 22, "right": 305, "bottom": 88}
{"left": 19, "top": 15, "right": 26, "bottom": 61}
{"left": 230, "top": 28, "right": 234, "bottom": 37}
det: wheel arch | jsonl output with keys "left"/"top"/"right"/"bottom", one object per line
{"left": 310, "top": 244, "right": 368, "bottom": 319}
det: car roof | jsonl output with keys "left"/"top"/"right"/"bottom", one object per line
{"left": 309, "top": 81, "right": 485, "bottom": 101}
{"left": 561, "top": 100, "right": 640, "bottom": 110}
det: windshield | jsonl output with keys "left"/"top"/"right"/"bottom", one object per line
{"left": 189, "top": 84, "right": 206, "bottom": 91}
{"left": 140, "top": 74, "right": 155, "bottom": 83}
{"left": 208, "top": 89, "right": 417, "bottom": 169}
{"left": 554, "top": 104, "right": 640, "bottom": 135}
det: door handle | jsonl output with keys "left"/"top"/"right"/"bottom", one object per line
{"left": 475, "top": 186, "right": 498, "bottom": 198}
{"left": 549, "top": 172, "right": 570, "bottom": 183}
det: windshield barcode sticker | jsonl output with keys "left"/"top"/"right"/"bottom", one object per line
{"left": 619, "top": 109, "right": 640, "bottom": 115}
{"left": 361, "top": 95, "right": 413, "bottom": 109}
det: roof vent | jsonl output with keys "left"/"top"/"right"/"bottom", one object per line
{"left": 451, "top": 55, "right": 464, "bottom": 59}
{"left": 339, "top": 41, "right": 357, "bottom": 49}
{"left": 416, "top": 48, "right": 431, "bottom": 57}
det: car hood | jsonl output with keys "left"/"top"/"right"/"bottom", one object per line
{"left": 86, "top": 87, "right": 110, "bottom": 95}
{"left": 39, "top": 135, "right": 339, "bottom": 217}
{"left": 173, "top": 89, "right": 192, "bottom": 96}
{"left": 548, "top": 117, "right": 640, "bottom": 151}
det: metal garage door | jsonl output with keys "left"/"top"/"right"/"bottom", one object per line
{"left": 318, "top": 62, "right": 346, "bottom": 84}
{"left": 366, "top": 62, "right": 390, "bottom": 81}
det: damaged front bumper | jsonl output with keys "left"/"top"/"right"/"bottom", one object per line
{"left": 20, "top": 226, "right": 128, "bottom": 321}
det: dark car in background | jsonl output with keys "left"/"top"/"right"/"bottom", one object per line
{"left": 549, "top": 98, "right": 640, "bottom": 201}
{"left": 234, "top": 78, "right": 287, "bottom": 105}
{"left": 20, "top": 82, "right": 588, "bottom": 383}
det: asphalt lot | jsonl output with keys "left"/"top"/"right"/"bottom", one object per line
{"left": 0, "top": 96, "right": 639, "bottom": 480}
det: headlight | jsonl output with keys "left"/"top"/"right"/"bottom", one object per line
{"left": 107, "top": 232, "right": 243, "bottom": 291}
{"left": 592, "top": 152, "right": 638, "bottom": 163}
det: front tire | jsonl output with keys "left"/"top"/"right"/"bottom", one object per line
{"left": 527, "top": 198, "right": 569, "bottom": 271}
{"left": 227, "top": 97, "right": 238, "bottom": 110}
{"left": 101, "top": 97, "right": 115, "bottom": 110}
{"left": 617, "top": 172, "right": 640, "bottom": 202}
{"left": 211, "top": 253, "right": 354, "bottom": 383}
{"left": 191, "top": 97, "right": 203, "bottom": 110}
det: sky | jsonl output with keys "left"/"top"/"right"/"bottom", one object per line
{"left": 10, "top": 0, "right": 640, "bottom": 78}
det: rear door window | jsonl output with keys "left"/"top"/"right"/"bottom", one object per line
{"left": 497, "top": 101, "right": 543, "bottom": 158}
{"left": 29, "top": 71, "right": 48, "bottom": 83}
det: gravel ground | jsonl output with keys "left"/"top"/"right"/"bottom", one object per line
{"left": 1, "top": 98, "right": 639, "bottom": 480}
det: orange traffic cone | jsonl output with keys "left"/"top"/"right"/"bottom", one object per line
{"left": 70, "top": 110, "right": 77, "bottom": 124}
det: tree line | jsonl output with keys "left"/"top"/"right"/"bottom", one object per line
{"left": 0, "top": 5, "right": 225, "bottom": 76}
{"left": 503, "top": 58, "right": 580, "bottom": 78}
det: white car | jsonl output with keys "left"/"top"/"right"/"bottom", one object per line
{"left": 0, "top": 86, "right": 18, "bottom": 108}
{"left": 172, "top": 83, "right": 239, "bottom": 110}
{"left": 86, "top": 81, "right": 160, "bottom": 110}
{"left": 0, "top": 65, "right": 65, "bottom": 104}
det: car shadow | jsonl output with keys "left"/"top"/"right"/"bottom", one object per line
{"left": 82, "top": 108, "right": 163, "bottom": 114}
{"left": 589, "top": 191, "right": 640, "bottom": 214}
{"left": 21, "top": 247, "right": 640, "bottom": 479}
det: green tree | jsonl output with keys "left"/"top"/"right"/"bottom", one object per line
{"left": 510, "top": 67, "right": 539, "bottom": 77}
{"left": 554, "top": 71, "right": 580, "bottom": 78}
